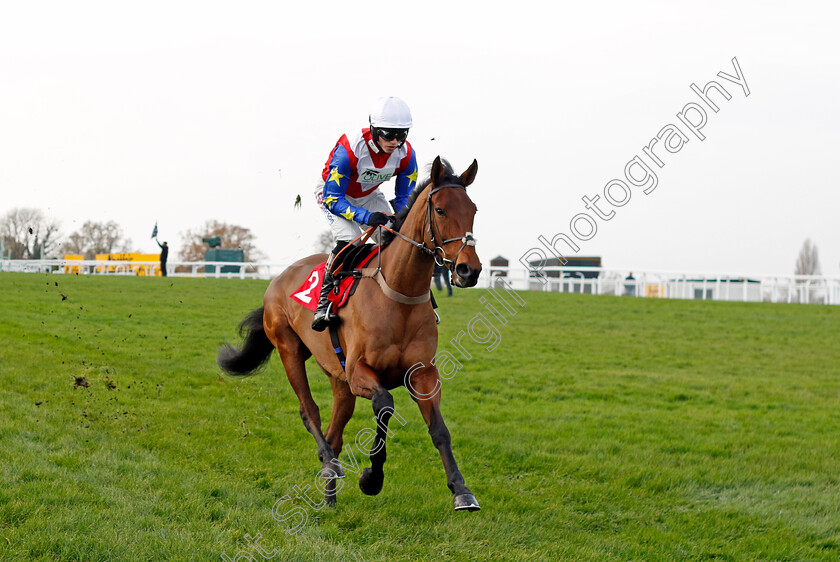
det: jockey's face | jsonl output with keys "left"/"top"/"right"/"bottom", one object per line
{"left": 374, "top": 128, "right": 407, "bottom": 154}
{"left": 376, "top": 136, "right": 400, "bottom": 153}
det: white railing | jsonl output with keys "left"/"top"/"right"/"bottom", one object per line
{"left": 483, "top": 266, "right": 840, "bottom": 305}
{"left": 2, "top": 259, "right": 838, "bottom": 305}
{"left": 0, "top": 259, "right": 289, "bottom": 280}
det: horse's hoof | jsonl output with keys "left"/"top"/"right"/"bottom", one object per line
{"left": 453, "top": 493, "right": 481, "bottom": 511}
{"left": 322, "top": 463, "right": 345, "bottom": 480}
{"left": 359, "top": 467, "right": 384, "bottom": 496}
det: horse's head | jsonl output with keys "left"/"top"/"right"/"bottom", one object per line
{"left": 427, "top": 156, "right": 482, "bottom": 288}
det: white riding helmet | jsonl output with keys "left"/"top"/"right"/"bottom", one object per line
{"left": 369, "top": 96, "right": 413, "bottom": 129}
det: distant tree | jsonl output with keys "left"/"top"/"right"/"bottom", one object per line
{"left": 178, "top": 220, "right": 266, "bottom": 262}
{"left": 62, "top": 220, "right": 132, "bottom": 258}
{"left": 315, "top": 230, "right": 335, "bottom": 253}
{"left": 0, "top": 208, "right": 62, "bottom": 259}
{"left": 62, "top": 231, "right": 89, "bottom": 257}
{"left": 795, "top": 238, "right": 821, "bottom": 276}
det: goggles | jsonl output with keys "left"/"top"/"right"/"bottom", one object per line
{"left": 375, "top": 128, "right": 409, "bottom": 142}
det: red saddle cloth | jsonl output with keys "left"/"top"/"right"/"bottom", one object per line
{"left": 289, "top": 248, "right": 379, "bottom": 312}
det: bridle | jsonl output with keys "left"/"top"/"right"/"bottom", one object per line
{"left": 335, "top": 182, "right": 476, "bottom": 305}
{"left": 383, "top": 183, "right": 477, "bottom": 275}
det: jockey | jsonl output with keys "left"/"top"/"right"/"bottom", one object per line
{"left": 311, "top": 96, "right": 419, "bottom": 331}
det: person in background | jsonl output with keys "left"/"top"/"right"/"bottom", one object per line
{"left": 156, "top": 239, "right": 169, "bottom": 277}
{"left": 433, "top": 262, "right": 452, "bottom": 297}
{"left": 624, "top": 272, "right": 636, "bottom": 296}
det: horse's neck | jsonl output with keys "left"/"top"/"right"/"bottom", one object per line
{"left": 380, "top": 212, "right": 434, "bottom": 298}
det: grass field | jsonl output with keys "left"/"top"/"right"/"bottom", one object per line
{"left": 1, "top": 271, "right": 839, "bottom": 561}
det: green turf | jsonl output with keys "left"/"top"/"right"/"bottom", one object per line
{"left": 1, "top": 271, "right": 839, "bottom": 561}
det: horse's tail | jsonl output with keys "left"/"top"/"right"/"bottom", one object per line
{"left": 217, "top": 307, "right": 274, "bottom": 377}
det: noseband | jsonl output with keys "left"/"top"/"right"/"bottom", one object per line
{"left": 384, "top": 183, "right": 477, "bottom": 275}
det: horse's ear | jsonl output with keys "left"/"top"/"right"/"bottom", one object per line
{"left": 431, "top": 156, "right": 445, "bottom": 185}
{"left": 459, "top": 159, "right": 478, "bottom": 187}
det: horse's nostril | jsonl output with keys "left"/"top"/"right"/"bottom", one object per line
{"left": 455, "top": 264, "right": 472, "bottom": 278}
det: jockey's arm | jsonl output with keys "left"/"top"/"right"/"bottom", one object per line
{"left": 392, "top": 148, "right": 418, "bottom": 213}
{"left": 322, "top": 146, "right": 374, "bottom": 226}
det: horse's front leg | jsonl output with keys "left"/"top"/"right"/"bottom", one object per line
{"left": 407, "top": 364, "right": 480, "bottom": 511}
{"left": 348, "top": 360, "right": 395, "bottom": 496}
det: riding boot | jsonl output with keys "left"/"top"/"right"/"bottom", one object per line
{"left": 311, "top": 269, "right": 338, "bottom": 332}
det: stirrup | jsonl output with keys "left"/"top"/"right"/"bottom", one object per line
{"left": 312, "top": 302, "right": 332, "bottom": 332}
{"left": 312, "top": 301, "right": 337, "bottom": 331}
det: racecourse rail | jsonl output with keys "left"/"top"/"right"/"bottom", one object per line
{"left": 2, "top": 259, "right": 838, "bottom": 306}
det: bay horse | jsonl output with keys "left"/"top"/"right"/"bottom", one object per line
{"left": 218, "top": 157, "right": 482, "bottom": 511}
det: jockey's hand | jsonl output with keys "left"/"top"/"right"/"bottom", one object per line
{"left": 367, "top": 212, "right": 390, "bottom": 228}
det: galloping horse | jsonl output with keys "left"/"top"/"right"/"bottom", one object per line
{"left": 218, "top": 157, "right": 482, "bottom": 511}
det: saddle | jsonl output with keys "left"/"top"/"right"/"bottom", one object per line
{"left": 336, "top": 243, "right": 379, "bottom": 273}
{"left": 289, "top": 245, "right": 380, "bottom": 313}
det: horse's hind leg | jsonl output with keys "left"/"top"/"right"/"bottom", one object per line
{"left": 267, "top": 318, "right": 337, "bottom": 502}
{"left": 320, "top": 377, "right": 357, "bottom": 506}
{"left": 280, "top": 355, "right": 334, "bottom": 467}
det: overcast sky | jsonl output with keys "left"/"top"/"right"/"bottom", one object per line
{"left": 1, "top": 1, "right": 837, "bottom": 277}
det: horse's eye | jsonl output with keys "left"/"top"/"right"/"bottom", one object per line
{"left": 435, "top": 208, "right": 446, "bottom": 217}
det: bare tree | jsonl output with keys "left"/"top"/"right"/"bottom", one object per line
{"left": 795, "top": 238, "right": 821, "bottom": 276}
{"left": 0, "top": 208, "right": 62, "bottom": 259}
{"left": 315, "top": 230, "right": 335, "bottom": 253}
{"left": 62, "top": 231, "right": 86, "bottom": 256}
{"left": 178, "top": 220, "right": 266, "bottom": 262}
{"left": 62, "top": 220, "right": 132, "bottom": 258}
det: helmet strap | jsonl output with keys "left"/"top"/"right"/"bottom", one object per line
{"left": 368, "top": 123, "right": 383, "bottom": 153}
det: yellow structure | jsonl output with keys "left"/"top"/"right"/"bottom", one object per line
{"left": 63, "top": 254, "right": 84, "bottom": 274}
{"left": 645, "top": 284, "right": 665, "bottom": 298}
{"left": 93, "top": 253, "right": 162, "bottom": 276}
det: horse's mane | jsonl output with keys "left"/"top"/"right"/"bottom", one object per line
{"left": 381, "top": 158, "right": 460, "bottom": 247}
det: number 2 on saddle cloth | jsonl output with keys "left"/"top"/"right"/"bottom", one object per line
{"left": 289, "top": 246, "right": 381, "bottom": 313}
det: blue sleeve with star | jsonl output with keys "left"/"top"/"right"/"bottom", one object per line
{"left": 392, "top": 149, "right": 418, "bottom": 213}
{"left": 321, "top": 144, "right": 373, "bottom": 226}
